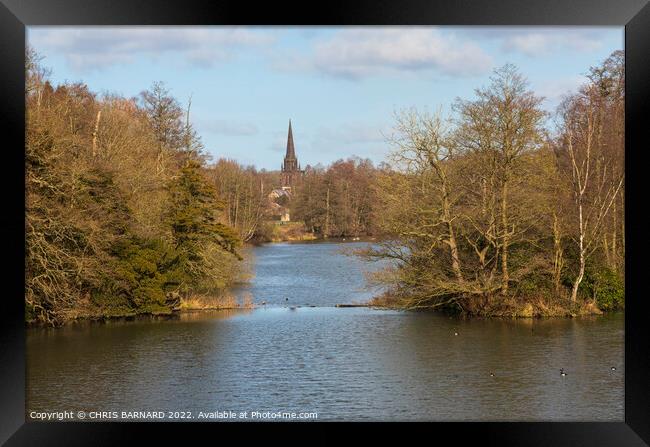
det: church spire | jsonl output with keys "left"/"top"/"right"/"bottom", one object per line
{"left": 286, "top": 119, "right": 296, "bottom": 159}
{"left": 281, "top": 120, "right": 300, "bottom": 189}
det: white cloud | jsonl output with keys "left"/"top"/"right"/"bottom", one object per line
{"left": 503, "top": 32, "right": 604, "bottom": 56}
{"left": 196, "top": 118, "right": 259, "bottom": 136}
{"left": 535, "top": 75, "right": 588, "bottom": 106}
{"left": 269, "top": 131, "right": 290, "bottom": 153}
{"left": 277, "top": 28, "right": 493, "bottom": 79}
{"left": 315, "top": 123, "right": 386, "bottom": 145}
{"left": 461, "top": 28, "right": 616, "bottom": 57}
{"left": 268, "top": 123, "right": 388, "bottom": 159}
{"left": 28, "top": 26, "right": 620, "bottom": 79}
{"left": 28, "top": 27, "right": 274, "bottom": 72}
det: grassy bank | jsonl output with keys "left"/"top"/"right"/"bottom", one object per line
{"left": 369, "top": 292, "right": 612, "bottom": 318}
{"left": 254, "top": 221, "right": 382, "bottom": 243}
{"left": 255, "top": 221, "right": 318, "bottom": 243}
{"left": 26, "top": 291, "right": 256, "bottom": 327}
{"left": 178, "top": 292, "right": 255, "bottom": 311}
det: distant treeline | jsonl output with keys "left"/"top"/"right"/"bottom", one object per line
{"left": 290, "top": 157, "right": 381, "bottom": 238}
{"left": 365, "top": 52, "right": 624, "bottom": 316}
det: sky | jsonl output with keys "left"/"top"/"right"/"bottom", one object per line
{"left": 27, "top": 26, "right": 623, "bottom": 170}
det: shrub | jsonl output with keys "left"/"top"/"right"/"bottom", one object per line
{"left": 579, "top": 267, "right": 624, "bottom": 311}
{"left": 93, "top": 237, "right": 180, "bottom": 313}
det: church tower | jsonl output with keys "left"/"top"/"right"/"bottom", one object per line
{"left": 281, "top": 120, "right": 302, "bottom": 190}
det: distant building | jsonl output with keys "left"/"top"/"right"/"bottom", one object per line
{"left": 265, "top": 199, "right": 291, "bottom": 223}
{"left": 267, "top": 188, "right": 292, "bottom": 223}
{"left": 281, "top": 120, "right": 304, "bottom": 190}
{"left": 267, "top": 120, "right": 305, "bottom": 223}
{"left": 268, "top": 188, "right": 292, "bottom": 201}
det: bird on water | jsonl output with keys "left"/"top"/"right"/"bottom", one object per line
{"left": 560, "top": 368, "right": 567, "bottom": 377}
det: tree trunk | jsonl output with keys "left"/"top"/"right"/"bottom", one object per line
{"left": 500, "top": 180, "right": 509, "bottom": 294}
{"left": 571, "top": 253, "right": 585, "bottom": 303}
{"left": 447, "top": 223, "right": 463, "bottom": 282}
{"left": 324, "top": 185, "right": 330, "bottom": 238}
{"left": 441, "top": 182, "right": 463, "bottom": 282}
{"left": 92, "top": 110, "right": 101, "bottom": 157}
{"left": 611, "top": 198, "right": 618, "bottom": 273}
{"left": 552, "top": 213, "right": 564, "bottom": 294}
{"left": 570, "top": 199, "right": 585, "bottom": 303}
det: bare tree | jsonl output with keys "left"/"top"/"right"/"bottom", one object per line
{"left": 454, "top": 64, "right": 546, "bottom": 294}
{"left": 389, "top": 109, "right": 464, "bottom": 282}
{"left": 557, "top": 83, "right": 624, "bottom": 302}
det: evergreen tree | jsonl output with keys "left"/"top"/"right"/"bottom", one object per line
{"left": 167, "top": 159, "right": 242, "bottom": 291}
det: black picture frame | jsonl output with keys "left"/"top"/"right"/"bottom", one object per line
{"left": 1, "top": 0, "right": 648, "bottom": 445}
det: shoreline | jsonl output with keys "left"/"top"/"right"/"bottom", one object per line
{"left": 26, "top": 301, "right": 619, "bottom": 329}
{"left": 25, "top": 306, "right": 253, "bottom": 329}
{"left": 248, "top": 235, "right": 380, "bottom": 245}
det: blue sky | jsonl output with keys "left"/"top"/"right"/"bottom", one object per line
{"left": 27, "top": 26, "right": 623, "bottom": 170}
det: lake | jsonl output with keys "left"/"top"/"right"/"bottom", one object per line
{"left": 26, "top": 241, "right": 624, "bottom": 421}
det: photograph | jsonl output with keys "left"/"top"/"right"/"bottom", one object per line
{"left": 21, "top": 24, "right": 628, "bottom": 423}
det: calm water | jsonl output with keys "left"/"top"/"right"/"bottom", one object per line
{"left": 26, "top": 242, "right": 624, "bottom": 421}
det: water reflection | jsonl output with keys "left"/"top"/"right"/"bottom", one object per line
{"left": 178, "top": 309, "right": 254, "bottom": 321}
